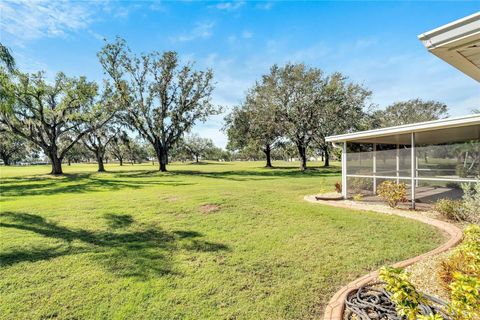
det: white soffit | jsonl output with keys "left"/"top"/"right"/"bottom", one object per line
{"left": 418, "top": 12, "right": 480, "bottom": 82}
{"left": 325, "top": 114, "right": 480, "bottom": 145}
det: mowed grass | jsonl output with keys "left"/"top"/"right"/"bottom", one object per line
{"left": 0, "top": 161, "right": 444, "bottom": 320}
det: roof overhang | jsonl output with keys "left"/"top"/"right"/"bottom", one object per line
{"left": 418, "top": 12, "right": 480, "bottom": 82}
{"left": 326, "top": 114, "right": 480, "bottom": 145}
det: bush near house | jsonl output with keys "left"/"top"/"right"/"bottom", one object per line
{"left": 349, "top": 176, "right": 374, "bottom": 194}
{"left": 439, "top": 225, "right": 480, "bottom": 289}
{"left": 449, "top": 272, "right": 480, "bottom": 320}
{"left": 377, "top": 181, "right": 407, "bottom": 208}
{"left": 434, "top": 199, "right": 466, "bottom": 222}
{"left": 434, "top": 182, "right": 480, "bottom": 223}
{"left": 461, "top": 182, "right": 480, "bottom": 224}
{"left": 379, "top": 226, "right": 480, "bottom": 320}
{"left": 379, "top": 266, "right": 427, "bottom": 320}
{"left": 381, "top": 261, "right": 480, "bottom": 320}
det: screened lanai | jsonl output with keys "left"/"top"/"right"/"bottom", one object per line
{"left": 326, "top": 114, "right": 480, "bottom": 209}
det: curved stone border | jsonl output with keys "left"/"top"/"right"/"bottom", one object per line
{"left": 303, "top": 195, "right": 463, "bottom": 320}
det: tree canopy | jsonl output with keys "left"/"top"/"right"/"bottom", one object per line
{"left": 183, "top": 133, "right": 216, "bottom": 163}
{"left": 225, "top": 63, "right": 371, "bottom": 170}
{"left": 0, "top": 72, "right": 105, "bottom": 174}
{"left": 98, "top": 38, "right": 220, "bottom": 171}
{"left": 225, "top": 77, "right": 283, "bottom": 167}
{"left": 374, "top": 99, "right": 448, "bottom": 128}
{"left": 0, "top": 131, "right": 27, "bottom": 165}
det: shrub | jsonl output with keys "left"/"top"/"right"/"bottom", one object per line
{"left": 449, "top": 272, "right": 480, "bottom": 320}
{"left": 334, "top": 182, "right": 341, "bottom": 193}
{"left": 349, "top": 177, "right": 373, "bottom": 194}
{"left": 377, "top": 181, "right": 407, "bottom": 208}
{"left": 439, "top": 225, "right": 480, "bottom": 288}
{"left": 353, "top": 193, "right": 363, "bottom": 201}
{"left": 461, "top": 182, "right": 480, "bottom": 224}
{"left": 381, "top": 263, "right": 480, "bottom": 320}
{"left": 434, "top": 199, "right": 466, "bottom": 221}
{"left": 379, "top": 266, "right": 426, "bottom": 320}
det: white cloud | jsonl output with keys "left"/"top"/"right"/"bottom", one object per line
{"left": 88, "top": 30, "right": 106, "bottom": 42}
{"left": 174, "top": 21, "right": 215, "bottom": 42}
{"left": 149, "top": 0, "right": 165, "bottom": 12}
{"left": 0, "top": 0, "right": 140, "bottom": 45}
{"left": 0, "top": 0, "right": 93, "bottom": 43}
{"left": 242, "top": 30, "right": 253, "bottom": 39}
{"left": 339, "top": 51, "right": 480, "bottom": 115}
{"left": 213, "top": 1, "right": 245, "bottom": 11}
{"left": 256, "top": 2, "right": 273, "bottom": 10}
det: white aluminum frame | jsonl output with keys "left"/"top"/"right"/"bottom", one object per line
{"left": 331, "top": 116, "right": 480, "bottom": 208}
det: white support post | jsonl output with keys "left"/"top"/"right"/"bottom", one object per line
{"left": 415, "top": 155, "right": 419, "bottom": 187}
{"left": 411, "top": 133, "right": 416, "bottom": 210}
{"left": 342, "top": 142, "right": 347, "bottom": 199}
{"left": 396, "top": 144, "right": 400, "bottom": 184}
{"left": 373, "top": 143, "right": 377, "bottom": 194}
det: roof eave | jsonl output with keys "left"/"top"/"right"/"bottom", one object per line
{"left": 325, "top": 114, "right": 480, "bottom": 143}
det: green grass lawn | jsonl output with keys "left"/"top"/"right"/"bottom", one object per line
{"left": 0, "top": 161, "right": 445, "bottom": 319}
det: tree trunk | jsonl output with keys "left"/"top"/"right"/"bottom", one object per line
{"left": 97, "top": 154, "right": 105, "bottom": 172}
{"left": 323, "top": 146, "right": 330, "bottom": 167}
{"left": 263, "top": 144, "right": 272, "bottom": 168}
{"left": 50, "top": 153, "right": 63, "bottom": 175}
{"left": 119, "top": 157, "right": 123, "bottom": 166}
{"left": 155, "top": 146, "right": 168, "bottom": 172}
{"left": 297, "top": 145, "right": 307, "bottom": 171}
{"left": 1, "top": 154, "right": 11, "bottom": 166}
{"left": 68, "top": 159, "right": 71, "bottom": 166}
{"left": 159, "top": 147, "right": 168, "bottom": 172}
{"left": 195, "top": 154, "right": 199, "bottom": 163}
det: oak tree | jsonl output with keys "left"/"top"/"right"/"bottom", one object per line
{"left": 98, "top": 38, "right": 219, "bottom": 172}
{"left": 0, "top": 72, "right": 99, "bottom": 174}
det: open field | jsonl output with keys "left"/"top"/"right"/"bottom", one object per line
{"left": 0, "top": 161, "right": 445, "bottom": 319}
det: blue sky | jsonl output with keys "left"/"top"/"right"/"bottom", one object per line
{"left": 1, "top": 1, "right": 479, "bottom": 147}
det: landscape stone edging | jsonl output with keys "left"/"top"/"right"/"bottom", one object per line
{"left": 303, "top": 195, "right": 463, "bottom": 320}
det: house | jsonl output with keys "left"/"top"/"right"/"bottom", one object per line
{"left": 326, "top": 13, "right": 480, "bottom": 209}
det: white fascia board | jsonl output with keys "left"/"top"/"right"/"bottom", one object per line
{"left": 418, "top": 12, "right": 480, "bottom": 49}
{"left": 325, "top": 114, "right": 480, "bottom": 143}
{"left": 418, "top": 12, "right": 480, "bottom": 82}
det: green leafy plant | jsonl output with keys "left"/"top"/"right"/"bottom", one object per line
{"left": 349, "top": 176, "right": 373, "bottom": 194}
{"left": 353, "top": 193, "right": 363, "bottom": 201}
{"left": 461, "top": 182, "right": 480, "bottom": 224}
{"left": 439, "top": 225, "right": 480, "bottom": 288}
{"left": 434, "top": 199, "right": 466, "bottom": 221}
{"left": 379, "top": 266, "right": 426, "bottom": 320}
{"left": 449, "top": 272, "right": 480, "bottom": 320}
{"left": 418, "top": 314, "right": 445, "bottom": 320}
{"left": 377, "top": 181, "right": 407, "bottom": 208}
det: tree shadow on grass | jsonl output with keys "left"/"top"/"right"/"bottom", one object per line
{"left": 112, "top": 165, "right": 341, "bottom": 182}
{"left": 0, "top": 165, "right": 339, "bottom": 198}
{"left": 0, "top": 212, "right": 229, "bottom": 279}
{"left": 170, "top": 166, "right": 341, "bottom": 181}
{"left": 0, "top": 172, "right": 195, "bottom": 198}
{"left": 104, "top": 213, "right": 134, "bottom": 229}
